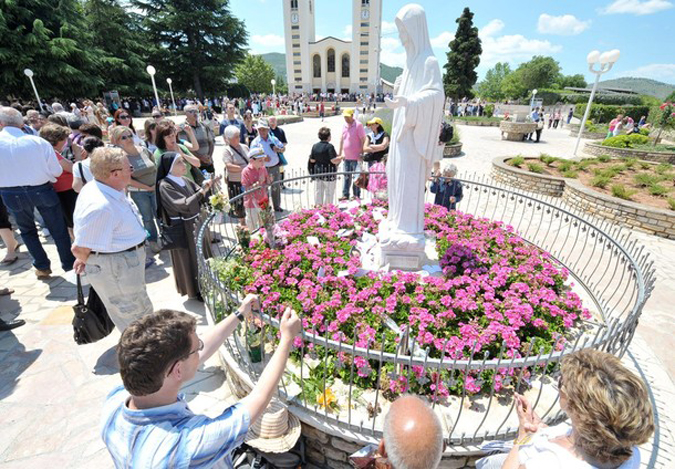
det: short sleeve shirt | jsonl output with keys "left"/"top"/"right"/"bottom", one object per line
{"left": 101, "top": 385, "right": 250, "bottom": 469}
{"left": 342, "top": 120, "right": 366, "bottom": 161}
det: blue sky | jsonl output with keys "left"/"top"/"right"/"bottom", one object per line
{"left": 229, "top": 0, "right": 675, "bottom": 84}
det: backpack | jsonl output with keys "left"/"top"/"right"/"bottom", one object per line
{"left": 439, "top": 122, "right": 454, "bottom": 143}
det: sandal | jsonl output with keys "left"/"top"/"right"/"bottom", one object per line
{"left": 1, "top": 241, "right": 21, "bottom": 265}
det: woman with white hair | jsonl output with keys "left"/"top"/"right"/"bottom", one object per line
{"left": 429, "top": 162, "right": 463, "bottom": 211}
{"left": 222, "top": 124, "right": 250, "bottom": 226}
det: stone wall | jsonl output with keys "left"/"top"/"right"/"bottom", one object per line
{"left": 568, "top": 130, "right": 607, "bottom": 140}
{"left": 583, "top": 142, "right": 675, "bottom": 164}
{"left": 455, "top": 120, "right": 501, "bottom": 127}
{"left": 492, "top": 158, "right": 566, "bottom": 197}
{"left": 444, "top": 143, "right": 463, "bottom": 158}
{"left": 492, "top": 156, "right": 675, "bottom": 239}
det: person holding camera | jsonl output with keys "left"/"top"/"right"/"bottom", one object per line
{"left": 250, "top": 119, "right": 286, "bottom": 213}
{"left": 101, "top": 295, "right": 302, "bottom": 468}
{"left": 178, "top": 104, "right": 216, "bottom": 173}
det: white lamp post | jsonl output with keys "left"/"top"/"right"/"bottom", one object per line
{"left": 530, "top": 89, "right": 538, "bottom": 111}
{"left": 166, "top": 78, "right": 177, "bottom": 116}
{"left": 146, "top": 65, "right": 161, "bottom": 110}
{"left": 574, "top": 49, "right": 620, "bottom": 156}
{"left": 23, "top": 69, "right": 44, "bottom": 111}
{"left": 271, "top": 78, "right": 276, "bottom": 96}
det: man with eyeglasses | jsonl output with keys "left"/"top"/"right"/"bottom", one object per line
{"left": 178, "top": 104, "right": 216, "bottom": 173}
{"left": 101, "top": 295, "right": 302, "bottom": 468}
{"left": 71, "top": 146, "right": 153, "bottom": 332}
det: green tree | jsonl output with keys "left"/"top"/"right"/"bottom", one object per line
{"left": 443, "top": 7, "right": 482, "bottom": 100}
{"left": 132, "top": 0, "right": 247, "bottom": 99}
{"left": 665, "top": 90, "right": 675, "bottom": 102}
{"left": 235, "top": 54, "right": 276, "bottom": 94}
{"left": 500, "top": 72, "right": 527, "bottom": 99}
{"left": 0, "top": 0, "right": 103, "bottom": 101}
{"left": 499, "top": 56, "right": 561, "bottom": 99}
{"left": 476, "top": 62, "right": 511, "bottom": 101}
{"left": 83, "top": 0, "right": 151, "bottom": 96}
{"left": 556, "top": 73, "right": 587, "bottom": 89}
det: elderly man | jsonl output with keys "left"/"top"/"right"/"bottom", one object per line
{"left": 0, "top": 107, "right": 75, "bottom": 278}
{"left": 378, "top": 395, "right": 444, "bottom": 469}
{"left": 338, "top": 108, "right": 366, "bottom": 200}
{"left": 268, "top": 116, "right": 290, "bottom": 189}
{"left": 178, "top": 104, "right": 216, "bottom": 173}
{"left": 71, "top": 147, "right": 153, "bottom": 332}
{"left": 102, "top": 296, "right": 301, "bottom": 468}
{"left": 250, "top": 119, "right": 286, "bottom": 212}
{"left": 219, "top": 103, "right": 246, "bottom": 142}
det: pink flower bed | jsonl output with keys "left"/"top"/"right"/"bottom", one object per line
{"left": 217, "top": 202, "right": 591, "bottom": 398}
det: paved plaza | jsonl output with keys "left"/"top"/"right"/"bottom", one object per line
{"left": 1, "top": 115, "right": 674, "bottom": 467}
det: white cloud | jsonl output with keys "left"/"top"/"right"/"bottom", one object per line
{"left": 614, "top": 63, "right": 675, "bottom": 82}
{"left": 380, "top": 36, "right": 405, "bottom": 67}
{"left": 381, "top": 20, "right": 397, "bottom": 35}
{"left": 599, "top": 0, "right": 673, "bottom": 15}
{"left": 479, "top": 19, "right": 562, "bottom": 67}
{"left": 342, "top": 25, "right": 353, "bottom": 41}
{"left": 430, "top": 31, "right": 454, "bottom": 49}
{"left": 251, "top": 34, "right": 285, "bottom": 48}
{"left": 537, "top": 14, "right": 591, "bottom": 35}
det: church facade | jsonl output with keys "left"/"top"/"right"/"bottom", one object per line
{"left": 282, "top": 0, "right": 383, "bottom": 94}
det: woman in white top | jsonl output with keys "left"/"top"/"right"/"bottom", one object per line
{"left": 72, "top": 136, "right": 104, "bottom": 192}
{"left": 477, "top": 348, "right": 653, "bottom": 469}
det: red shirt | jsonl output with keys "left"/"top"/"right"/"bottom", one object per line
{"left": 241, "top": 165, "right": 270, "bottom": 209}
{"left": 52, "top": 151, "right": 73, "bottom": 192}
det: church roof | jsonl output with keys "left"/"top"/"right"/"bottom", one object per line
{"left": 310, "top": 36, "right": 351, "bottom": 45}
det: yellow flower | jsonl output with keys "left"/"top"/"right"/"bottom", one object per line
{"left": 317, "top": 387, "right": 337, "bottom": 409}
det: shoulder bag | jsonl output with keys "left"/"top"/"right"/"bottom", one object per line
{"left": 72, "top": 275, "right": 115, "bottom": 344}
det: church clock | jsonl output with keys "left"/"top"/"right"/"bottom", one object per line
{"left": 291, "top": 13, "right": 299, "bottom": 24}
{"left": 361, "top": 9, "right": 369, "bottom": 20}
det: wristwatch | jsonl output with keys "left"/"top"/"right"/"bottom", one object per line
{"left": 234, "top": 309, "right": 245, "bottom": 322}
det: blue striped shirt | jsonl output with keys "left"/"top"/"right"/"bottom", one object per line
{"left": 101, "top": 386, "right": 250, "bottom": 468}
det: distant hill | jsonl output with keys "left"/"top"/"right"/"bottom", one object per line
{"left": 598, "top": 77, "right": 675, "bottom": 100}
{"left": 259, "top": 52, "right": 404, "bottom": 85}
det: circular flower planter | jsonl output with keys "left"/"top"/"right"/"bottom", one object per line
{"left": 568, "top": 130, "right": 607, "bottom": 140}
{"left": 443, "top": 143, "right": 463, "bottom": 158}
{"left": 583, "top": 142, "right": 675, "bottom": 164}
{"left": 499, "top": 121, "right": 537, "bottom": 141}
{"left": 455, "top": 119, "right": 501, "bottom": 127}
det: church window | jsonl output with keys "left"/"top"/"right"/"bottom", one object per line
{"left": 313, "top": 54, "right": 321, "bottom": 77}
{"left": 342, "top": 54, "right": 350, "bottom": 77}
{"left": 327, "top": 49, "right": 335, "bottom": 73}
{"left": 290, "top": 0, "right": 298, "bottom": 9}
{"left": 362, "top": 0, "right": 370, "bottom": 4}
{"left": 292, "top": 34, "right": 300, "bottom": 39}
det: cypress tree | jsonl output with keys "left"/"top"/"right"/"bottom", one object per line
{"left": 443, "top": 7, "right": 482, "bottom": 100}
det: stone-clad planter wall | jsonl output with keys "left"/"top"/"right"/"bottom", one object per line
{"left": 455, "top": 119, "right": 501, "bottom": 127}
{"left": 443, "top": 143, "right": 463, "bottom": 158}
{"left": 568, "top": 130, "right": 607, "bottom": 140}
{"left": 583, "top": 142, "right": 675, "bottom": 164}
{"left": 492, "top": 156, "right": 675, "bottom": 239}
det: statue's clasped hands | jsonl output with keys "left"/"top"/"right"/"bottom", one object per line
{"left": 385, "top": 95, "right": 407, "bottom": 109}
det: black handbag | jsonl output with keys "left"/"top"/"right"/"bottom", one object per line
{"left": 159, "top": 218, "right": 188, "bottom": 250}
{"left": 72, "top": 275, "right": 115, "bottom": 345}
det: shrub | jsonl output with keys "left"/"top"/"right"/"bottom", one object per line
{"left": 601, "top": 134, "right": 650, "bottom": 148}
{"left": 640, "top": 162, "right": 652, "bottom": 170}
{"left": 561, "top": 170, "right": 578, "bottom": 179}
{"left": 508, "top": 156, "right": 525, "bottom": 167}
{"left": 623, "top": 158, "right": 639, "bottom": 169}
{"left": 593, "top": 167, "right": 621, "bottom": 179}
{"left": 591, "top": 176, "right": 611, "bottom": 188}
{"left": 634, "top": 173, "right": 660, "bottom": 187}
{"left": 574, "top": 104, "right": 650, "bottom": 123}
{"left": 611, "top": 184, "right": 637, "bottom": 200}
{"left": 527, "top": 162, "right": 545, "bottom": 174}
{"left": 597, "top": 154, "right": 611, "bottom": 162}
{"left": 648, "top": 183, "right": 669, "bottom": 197}
{"left": 484, "top": 104, "right": 494, "bottom": 118}
{"left": 668, "top": 198, "right": 675, "bottom": 210}
{"left": 558, "top": 160, "right": 576, "bottom": 172}
{"left": 655, "top": 163, "right": 673, "bottom": 175}
{"left": 576, "top": 159, "right": 597, "bottom": 171}
{"left": 639, "top": 127, "right": 650, "bottom": 136}
{"left": 539, "top": 154, "right": 558, "bottom": 166}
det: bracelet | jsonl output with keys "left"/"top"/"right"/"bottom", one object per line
{"left": 234, "top": 309, "right": 245, "bottom": 322}
{"left": 513, "top": 435, "right": 532, "bottom": 446}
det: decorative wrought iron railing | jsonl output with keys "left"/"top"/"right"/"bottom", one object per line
{"left": 194, "top": 169, "right": 655, "bottom": 449}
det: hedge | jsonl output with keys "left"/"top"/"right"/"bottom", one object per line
{"left": 573, "top": 104, "right": 650, "bottom": 123}
{"left": 537, "top": 89, "right": 645, "bottom": 106}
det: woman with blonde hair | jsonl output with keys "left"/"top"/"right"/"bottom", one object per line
{"left": 477, "top": 348, "right": 654, "bottom": 468}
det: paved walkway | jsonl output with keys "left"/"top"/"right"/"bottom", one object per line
{"left": 0, "top": 115, "right": 673, "bottom": 467}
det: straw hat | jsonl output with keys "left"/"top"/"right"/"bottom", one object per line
{"left": 342, "top": 108, "right": 355, "bottom": 117}
{"left": 245, "top": 399, "right": 301, "bottom": 453}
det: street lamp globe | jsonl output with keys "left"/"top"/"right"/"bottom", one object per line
{"left": 23, "top": 69, "right": 34, "bottom": 78}
{"left": 146, "top": 65, "right": 156, "bottom": 76}
{"left": 532, "top": 89, "right": 538, "bottom": 96}
{"left": 586, "top": 50, "right": 601, "bottom": 65}
{"left": 607, "top": 49, "right": 621, "bottom": 64}
{"left": 166, "top": 78, "right": 172, "bottom": 84}
{"left": 599, "top": 51, "right": 612, "bottom": 65}
{"left": 271, "top": 79, "right": 276, "bottom": 86}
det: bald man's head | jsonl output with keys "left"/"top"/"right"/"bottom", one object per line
{"left": 381, "top": 396, "right": 444, "bottom": 469}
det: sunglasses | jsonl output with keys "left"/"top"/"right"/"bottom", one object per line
{"left": 119, "top": 115, "right": 131, "bottom": 119}
{"left": 167, "top": 338, "right": 204, "bottom": 375}
{"left": 120, "top": 134, "right": 133, "bottom": 141}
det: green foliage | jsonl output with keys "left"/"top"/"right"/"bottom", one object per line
{"left": 598, "top": 77, "right": 675, "bottom": 100}
{"left": 601, "top": 134, "right": 651, "bottom": 148}
{"left": 640, "top": 162, "right": 653, "bottom": 170}
{"left": 648, "top": 183, "right": 669, "bottom": 197}
{"left": 597, "top": 154, "right": 611, "bottom": 162}
{"left": 476, "top": 62, "right": 511, "bottom": 101}
{"left": 235, "top": 54, "right": 276, "bottom": 93}
{"left": 668, "top": 198, "right": 675, "bottom": 210}
{"left": 611, "top": 184, "right": 638, "bottom": 200}
{"left": 623, "top": 158, "right": 639, "bottom": 169}
{"left": 132, "top": 0, "right": 248, "bottom": 98}
{"left": 633, "top": 173, "right": 660, "bottom": 187}
{"left": 561, "top": 170, "right": 578, "bottom": 179}
{"left": 539, "top": 154, "right": 558, "bottom": 166}
{"left": 500, "top": 56, "right": 562, "bottom": 99}
{"left": 576, "top": 159, "right": 597, "bottom": 171}
{"left": 443, "top": 8, "right": 482, "bottom": 99}
{"left": 508, "top": 156, "right": 525, "bottom": 168}
{"left": 484, "top": 103, "right": 495, "bottom": 118}
{"left": 574, "top": 104, "right": 651, "bottom": 123}
{"left": 666, "top": 91, "right": 675, "bottom": 102}
{"left": 527, "top": 162, "right": 545, "bottom": 174}
{"left": 591, "top": 176, "right": 611, "bottom": 188}
{"left": 639, "top": 127, "right": 651, "bottom": 136}
{"left": 558, "top": 160, "right": 576, "bottom": 172}
{"left": 556, "top": 73, "right": 587, "bottom": 89}
{"left": 655, "top": 163, "right": 673, "bottom": 175}
{"left": 592, "top": 167, "right": 621, "bottom": 179}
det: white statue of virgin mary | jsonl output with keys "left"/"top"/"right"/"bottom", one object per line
{"left": 378, "top": 4, "right": 444, "bottom": 267}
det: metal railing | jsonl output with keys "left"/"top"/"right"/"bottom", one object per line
{"left": 194, "top": 169, "right": 655, "bottom": 448}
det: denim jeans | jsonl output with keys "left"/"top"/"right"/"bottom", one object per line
{"left": 0, "top": 183, "right": 75, "bottom": 271}
{"left": 129, "top": 190, "right": 158, "bottom": 242}
{"left": 342, "top": 159, "right": 361, "bottom": 199}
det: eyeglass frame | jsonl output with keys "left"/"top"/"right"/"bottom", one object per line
{"left": 118, "top": 114, "right": 131, "bottom": 119}
{"left": 167, "top": 338, "right": 204, "bottom": 375}
{"left": 111, "top": 164, "right": 134, "bottom": 174}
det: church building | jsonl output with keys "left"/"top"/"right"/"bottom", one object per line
{"left": 282, "top": 0, "right": 383, "bottom": 94}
